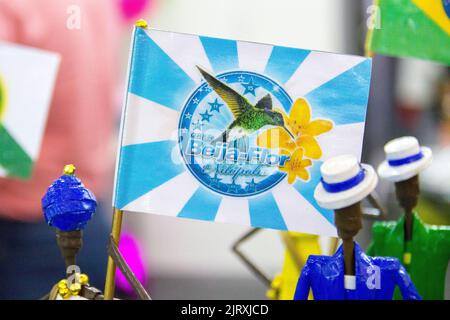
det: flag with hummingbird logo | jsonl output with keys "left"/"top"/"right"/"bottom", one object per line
{"left": 0, "top": 42, "right": 60, "bottom": 179}
{"left": 368, "top": 0, "right": 450, "bottom": 65}
{"left": 113, "top": 26, "right": 372, "bottom": 236}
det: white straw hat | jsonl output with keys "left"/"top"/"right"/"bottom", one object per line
{"left": 314, "top": 155, "right": 378, "bottom": 210}
{"left": 377, "top": 136, "right": 432, "bottom": 182}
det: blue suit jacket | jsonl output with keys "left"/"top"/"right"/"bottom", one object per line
{"left": 294, "top": 242, "right": 421, "bottom": 300}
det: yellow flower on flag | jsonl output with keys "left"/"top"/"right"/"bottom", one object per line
{"left": 257, "top": 98, "right": 333, "bottom": 159}
{"left": 280, "top": 147, "right": 312, "bottom": 184}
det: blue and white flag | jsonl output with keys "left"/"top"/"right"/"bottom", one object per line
{"left": 113, "top": 26, "right": 372, "bottom": 236}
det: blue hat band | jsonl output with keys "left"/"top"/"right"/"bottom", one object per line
{"left": 387, "top": 151, "right": 423, "bottom": 167}
{"left": 321, "top": 167, "right": 366, "bottom": 193}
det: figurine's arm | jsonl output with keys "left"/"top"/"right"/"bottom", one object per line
{"left": 293, "top": 261, "right": 311, "bottom": 300}
{"left": 362, "top": 192, "right": 387, "bottom": 220}
{"left": 394, "top": 261, "right": 421, "bottom": 300}
{"left": 232, "top": 228, "right": 272, "bottom": 288}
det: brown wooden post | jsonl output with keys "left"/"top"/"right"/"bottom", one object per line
{"left": 56, "top": 230, "right": 83, "bottom": 273}
{"left": 334, "top": 202, "right": 363, "bottom": 276}
{"left": 394, "top": 175, "right": 419, "bottom": 242}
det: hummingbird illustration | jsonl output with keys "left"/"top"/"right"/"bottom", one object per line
{"left": 196, "top": 66, "right": 294, "bottom": 146}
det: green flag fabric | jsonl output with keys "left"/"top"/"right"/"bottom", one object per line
{"left": 370, "top": 0, "right": 450, "bottom": 65}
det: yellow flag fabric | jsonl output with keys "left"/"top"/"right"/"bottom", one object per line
{"left": 413, "top": 0, "right": 450, "bottom": 35}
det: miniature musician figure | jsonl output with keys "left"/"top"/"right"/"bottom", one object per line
{"left": 41, "top": 165, "right": 150, "bottom": 300}
{"left": 294, "top": 155, "right": 421, "bottom": 300}
{"left": 261, "top": 198, "right": 384, "bottom": 300}
{"left": 368, "top": 136, "right": 450, "bottom": 300}
{"left": 233, "top": 188, "right": 386, "bottom": 300}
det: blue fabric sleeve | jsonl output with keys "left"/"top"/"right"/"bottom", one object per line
{"left": 293, "top": 261, "right": 311, "bottom": 300}
{"left": 394, "top": 261, "right": 421, "bottom": 300}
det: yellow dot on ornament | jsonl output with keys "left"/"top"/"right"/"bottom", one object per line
{"left": 59, "top": 287, "right": 69, "bottom": 296}
{"left": 69, "top": 283, "right": 81, "bottom": 292}
{"left": 80, "top": 274, "right": 89, "bottom": 285}
{"left": 58, "top": 279, "right": 68, "bottom": 287}
{"left": 63, "top": 164, "right": 76, "bottom": 175}
{"left": 62, "top": 292, "right": 72, "bottom": 299}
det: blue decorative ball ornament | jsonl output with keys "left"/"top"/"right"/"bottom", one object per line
{"left": 42, "top": 165, "right": 97, "bottom": 231}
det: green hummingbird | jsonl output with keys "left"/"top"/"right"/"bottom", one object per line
{"left": 196, "top": 66, "right": 294, "bottom": 146}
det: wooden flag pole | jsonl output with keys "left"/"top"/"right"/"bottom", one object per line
{"left": 364, "top": 21, "right": 375, "bottom": 58}
{"left": 103, "top": 19, "right": 148, "bottom": 300}
{"left": 104, "top": 208, "right": 124, "bottom": 300}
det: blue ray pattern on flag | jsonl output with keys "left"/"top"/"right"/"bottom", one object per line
{"left": 115, "top": 140, "right": 185, "bottom": 209}
{"left": 129, "top": 28, "right": 196, "bottom": 110}
{"left": 113, "top": 27, "right": 372, "bottom": 235}
{"left": 199, "top": 36, "right": 239, "bottom": 73}
{"left": 293, "top": 161, "right": 334, "bottom": 225}
{"left": 249, "top": 192, "right": 287, "bottom": 230}
{"left": 305, "top": 59, "right": 372, "bottom": 125}
{"left": 264, "top": 47, "right": 310, "bottom": 84}
{"left": 177, "top": 187, "right": 222, "bottom": 221}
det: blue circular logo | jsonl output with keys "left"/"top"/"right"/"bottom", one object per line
{"left": 178, "top": 70, "right": 293, "bottom": 197}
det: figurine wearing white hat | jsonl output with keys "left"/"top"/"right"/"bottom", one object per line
{"left": 368, "top": 137, "right": 450, "bottom": 300}
{"left": 294, "top": 155, "right": 420, "bottom": 300}
{"left": 377, "top": 136, "right": 433, "bottom": 183}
